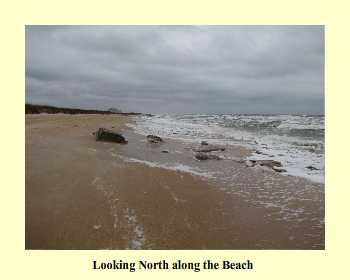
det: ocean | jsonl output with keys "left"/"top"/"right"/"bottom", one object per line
{"left": 131, "top": 114, "right": 324, "bottom": 184}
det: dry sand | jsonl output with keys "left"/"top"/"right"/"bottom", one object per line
{"left": 25, "top": 114, "right": 324, "bottom": 249}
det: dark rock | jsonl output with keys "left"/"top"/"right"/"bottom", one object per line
{"left": 255, "top": 160, "right": 282, "bottom": 168}
{"left": 161, "top": 150, "right": 169, "bottom": 153}
{"left": 272, "top": 166, "right": 287, "bottom": 173}
{"left": 194, "top": 146, "right": 225, "bottom": 153}
{"left": 201, "top": 141, "right": 209, "bottom": 145}
{"left": 306, "top": 165, "right": 319, "bottom": 171}
{"left": 255, "top": 150, "right": 263, "bottom": 154}
{"left": 194, "top": 152, "right": 221, "bottom": 160}
{"left": 147, "top": 135, "right": 163, "bottom": 143}
{"left": 195, "top": 153, "right": 208, "bottom": 160}
{"left": 95, "top": 128, "right": 127, "bottom": 144}
{"left": 195, "top": 153, "right": 209, "bottom": 160}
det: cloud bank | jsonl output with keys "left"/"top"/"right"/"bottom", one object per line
{"left": 26, "top": 25, "right": 324, "bottom": 114}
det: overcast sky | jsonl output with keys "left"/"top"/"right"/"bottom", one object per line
{"left": 25, "top": 25, "right": 324, "bottom": 114}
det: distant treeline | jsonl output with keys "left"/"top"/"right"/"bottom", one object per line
{"left": 25, "top": 104, "right": 150, "bottom": 116}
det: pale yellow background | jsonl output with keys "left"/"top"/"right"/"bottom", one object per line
{"left": 0, "top": 0, "right": 348, "bottom": 278}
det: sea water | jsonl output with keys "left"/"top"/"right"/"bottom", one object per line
{"left": 130, "top": 114, "right": 324, "bottom": 184}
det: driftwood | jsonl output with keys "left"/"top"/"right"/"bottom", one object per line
{"left": 245, "top": 159, "right": 286, "bottom": 172}
{"left": 193, "top": 146, "right": 225, "bottom": 153}
{"left": 194, "top": 152, "right": 221, "bottom": 161}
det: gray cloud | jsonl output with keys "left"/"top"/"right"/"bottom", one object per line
{"left": 26, "top": 25, "right": 324, "bottom": 114}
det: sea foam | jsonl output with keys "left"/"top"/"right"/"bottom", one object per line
{"left": 131, "top": 114, "right": 324, "bottom": 184}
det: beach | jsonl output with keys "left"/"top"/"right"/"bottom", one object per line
{"left": 25, "top": 114, "right": 324, "bottom": 249}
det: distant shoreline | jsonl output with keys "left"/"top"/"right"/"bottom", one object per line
{"left": 25, "top": 103, "right": 153, "bottom": 116}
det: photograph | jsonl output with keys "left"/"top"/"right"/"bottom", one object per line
{"left": 25, "top": 25, "right": 324, "bottom": 250}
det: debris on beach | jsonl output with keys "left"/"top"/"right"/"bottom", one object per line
{"left": 161, "top": 150, "right": 169, "bottom": 153}
{"left": 194, "top": 152, "right": 221, "bottom": 161}
{"left": 306, "top": 165, "right": 319, "bottom": 171}
{"left": 93, "top": 224, "right": 102, "bottom": 230}
{"left": 201, "top": 141, "right": 209, "bottom": 145}
{"left": 147, "top": 135, "right": 163, "bottom": 144}
{"left": 245, "top": 159, "right": 285, "bottom": 172}
{"left": 272, "top": 166, "right": 287, "bottom": 173}
{"left": 94, "top": 128, "right": 128, "bottom": 144}
{"left": 193, "top": 145, "right": 225, "bottom": 153}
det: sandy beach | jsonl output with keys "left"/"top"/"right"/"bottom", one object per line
{"left": 25, "top": 114, "right": 324, "bottom": 249}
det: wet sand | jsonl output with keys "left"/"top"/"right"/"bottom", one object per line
{"left": 25, "top": 114, "right": 324, "bottom": 249}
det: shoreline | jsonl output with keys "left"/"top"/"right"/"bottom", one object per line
{"left": 26, "top": 114, "right": 324, "bottom": 249}
{"left": 130, "top": 114, "right": 324, "bottom": 184}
